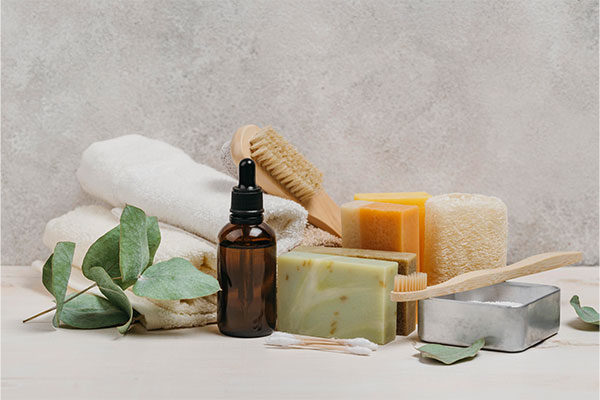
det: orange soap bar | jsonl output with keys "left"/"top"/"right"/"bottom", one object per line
{"left": 354, "top": 192, "right": 430, "bottom": 271}
{"left": 341, "top": 200, "right": 419, "bottom": 261}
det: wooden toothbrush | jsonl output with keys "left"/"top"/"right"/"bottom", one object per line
{"left": 230, "top": 125, "right": 342, "bottom": 237}
{"left": 390, "top": 251, "right": 582, "bottom": 302}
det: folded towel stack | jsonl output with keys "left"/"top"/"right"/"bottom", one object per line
{"left": 77, "top": 135, "right": 308, "bottom": 253}
{"left": 38, "top": 134, "right": 310, "bottom": 330}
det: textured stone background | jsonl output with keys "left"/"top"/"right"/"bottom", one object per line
{"left": 2, "top": 0, "right": 598, "bottom": 265}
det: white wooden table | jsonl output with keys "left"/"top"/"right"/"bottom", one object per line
{"left": 2, "top": 265, "right": 599, "bottom": 399}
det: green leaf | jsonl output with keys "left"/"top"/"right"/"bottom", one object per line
{"left": 81, "top": 215, "right": 161, "bottom": 289}
{"left": 416, "top": 338, "right": 485, "bottom": 365}
{"left": 570, "top": 295, "right": 599, "bottom": 325}
{"left": 145, "top": 216, "right": 161, "bottom": 269}
{"left": 133, "top": 257, "right": 220, "bottom": 300}
{"left": 42, "top": 242, "right": 75, "bottom": 327}
{"left": 119, "top": 205, "right": 149, "bottom": 287}
{"left": 89, "top": 267, "right": 133, "bottom": 334}
{"left": 61, "top": 294, "right": 129, "bottom": 329}
{"left": 41, "top": 254, "right": 54, "bottom": 295}
{"left": 82, "top": 225, "right": 122, "bottom": 286}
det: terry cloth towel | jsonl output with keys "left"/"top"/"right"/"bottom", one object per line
{"left": 298, "top": 224, "right": 342, "bottom": 248}
{"left": 39, "top": 205, "right": 217, "bottom": 330}
{"left": 76, "top": 135, "right": 307, "bottom": 254}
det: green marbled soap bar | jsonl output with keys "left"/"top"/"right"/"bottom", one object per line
{"left": 294, "top": 246, "right": 416, "bottom": 336}
{"left": 277, "top": 251, "right": 397, "bottom": 345}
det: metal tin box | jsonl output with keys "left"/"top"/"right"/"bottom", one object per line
{"left": 418, "top": 281, "right": 560, "bottom": 352}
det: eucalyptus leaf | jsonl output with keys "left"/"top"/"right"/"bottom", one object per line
{"left": 42, "top": 242, "right": 75, "bottom": 327}
{"left": 82, "top": 225, "right": 121, "bottom": 285}
{"left": 119, "top": 205, "right": 149, "bottom": 287}
{"left": 133, "top": 257, "right": 220, "bottom": 300}
{"left": 570, "top": 295, "right": 599, "bottom": 326}
{"left": 416, "top": 338, "right": 485, "bottom": 365}
{"left": 61, "top": 294, "right": 129, "bottom": 329}
{"left": 81, "top": 215, "right": 161, "bottom": 288}
{"left": 41, "top": 254, "right": 54, "bottom": 295}
{"left": 145, "top": 216, "right": 161, "bottom": 270}
{"left": 89, "top": 267, "right": 133, "bottom": 334}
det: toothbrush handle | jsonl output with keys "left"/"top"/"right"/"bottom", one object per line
{"left": 390, "top": 251, "right": 582, "bottom": 302}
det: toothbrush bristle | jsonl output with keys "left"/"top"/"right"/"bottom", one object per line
{"left": 394, "top": 272, "right": 428, "bottom": 292}
{"left": 249, "top": 126, "right": 323, "bottom": 202}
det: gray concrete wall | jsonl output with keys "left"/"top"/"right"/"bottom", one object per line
{"left": 2, "top": 0, "right": 598, "bottom": 265}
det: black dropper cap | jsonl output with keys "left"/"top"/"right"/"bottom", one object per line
{"left": 230, "top": 158, "right": 264, "bottom": 224}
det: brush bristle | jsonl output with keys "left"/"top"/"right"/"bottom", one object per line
{"left": 249, "top": 126, "right": 323, "bottom": 202}
{"left": 394, "top": 272, "right": 428, "bottom": 292}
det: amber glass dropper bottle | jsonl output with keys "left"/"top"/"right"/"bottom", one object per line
{"left": 217, "top": 158, "right": 277, "bottom": 337}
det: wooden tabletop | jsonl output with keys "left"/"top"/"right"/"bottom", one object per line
{"left": 2, "top": 265, "right": 599, "bottom": 399}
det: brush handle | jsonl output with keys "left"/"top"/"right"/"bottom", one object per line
{"left": 302, "top": 191, "right": 342, "bottom": 237}
{"left": 390, "top": 251, "right": 582, "bottom": 302}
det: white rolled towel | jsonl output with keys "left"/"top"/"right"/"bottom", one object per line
{"left": 38, "top": 205, "right": 218, "bottom": 330}
{"left": 76, "top": 135, "right": 308, "bottom": 254}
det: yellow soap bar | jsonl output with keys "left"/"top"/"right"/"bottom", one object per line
{"left": 354, "top": 192, "right": 431, "bottom": 271}
{"left": 341, "top": 201, "right": 419, "bottom": 263}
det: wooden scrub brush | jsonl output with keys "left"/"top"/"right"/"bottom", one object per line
{"left": 231, "top": 125, "right": 342, "bottom": 237}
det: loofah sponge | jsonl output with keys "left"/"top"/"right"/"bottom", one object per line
{"left": 424, "top": 193, "right": 507, "bottom": 285}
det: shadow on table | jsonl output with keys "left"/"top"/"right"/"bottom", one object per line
{"left": 411, "top": 352, "right": 482, "bottom": 366}
{"left": 567, "top": 318, "right": 600, "bottom": 331}
{"left": 122, "top": 323, "right": 221, "bottom": 338}
{"left": 19, "top": 320, "right": 56, "bottom": 333}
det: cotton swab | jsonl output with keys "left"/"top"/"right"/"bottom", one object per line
{"left": 265, "top": 342, "right": 373, "bottom": 356}
{"left": 268, "top": 332, "right": 378, "bottom": 350}
{"left": 265, "top": 332, "right": 377, "bottom": 356}
{"left": 341, "top": 337, "right": 379, "bottom": 351}
{"left": 265, "top": 333, "right": 303, "bottom": 347}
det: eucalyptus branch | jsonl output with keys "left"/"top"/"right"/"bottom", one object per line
{"left": 22, "top": 282, "right": 97, "bottom": 323}
{"left": 22, "top": 269, "right": 122, "bottom": 324}
{"left": 23, "top": 205, "right": 218, "bottom": 334}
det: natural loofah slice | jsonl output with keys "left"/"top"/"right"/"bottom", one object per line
{"left": 424, "top": 193, "right": 507, "bottom": 285}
